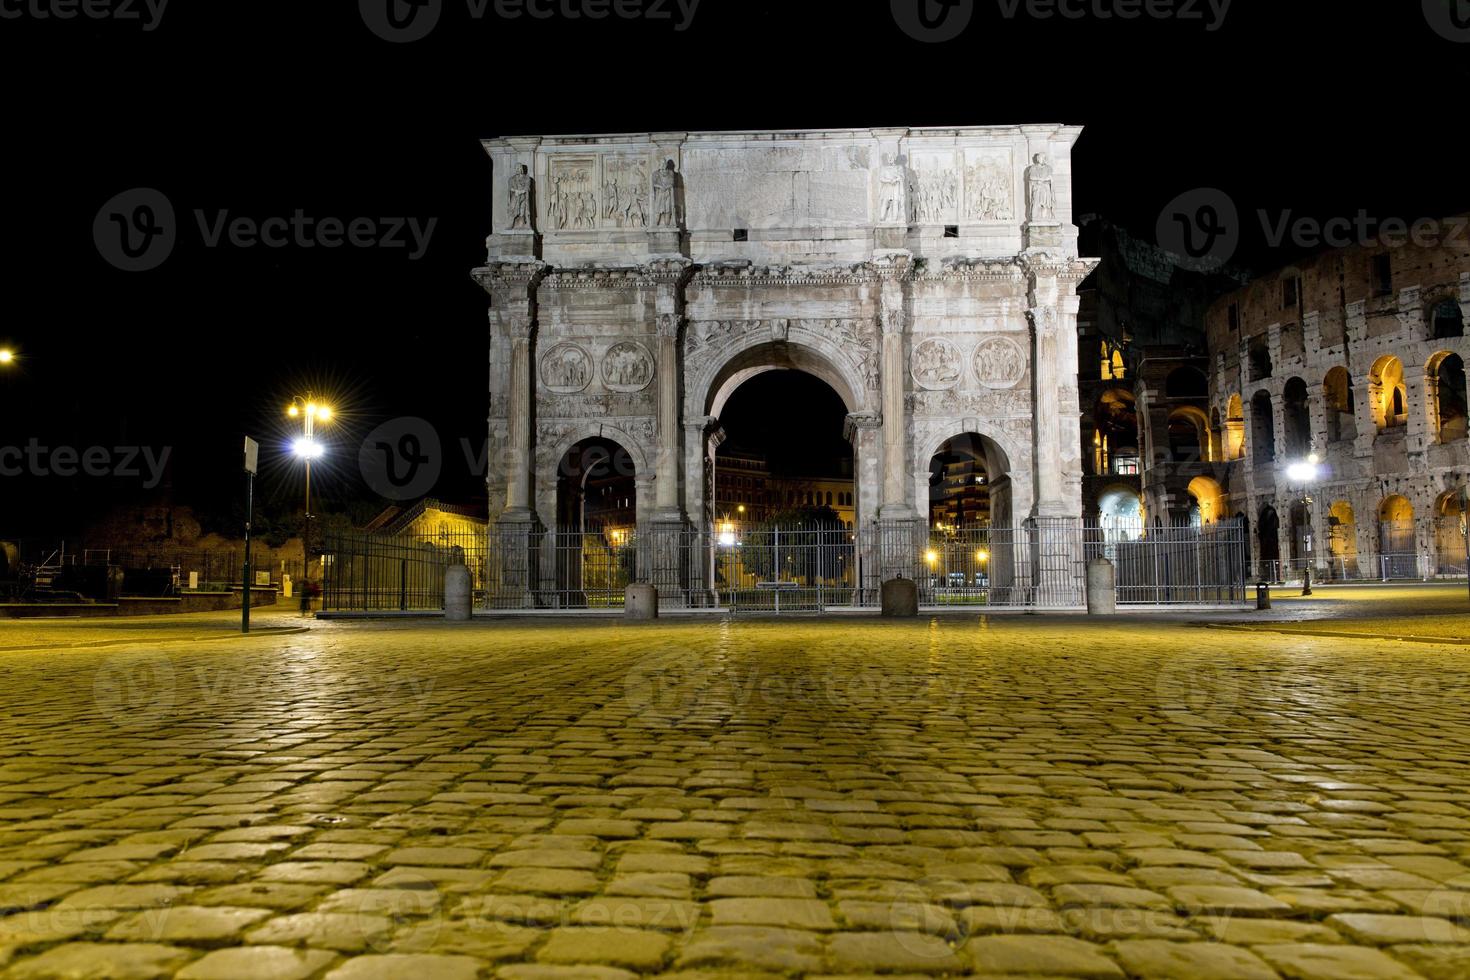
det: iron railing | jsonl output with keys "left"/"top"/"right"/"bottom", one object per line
{"left": 321, "top": 519, "right": 1252, "bottom": 613}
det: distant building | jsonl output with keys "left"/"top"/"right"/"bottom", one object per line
{"left": 1204, "top": 226, "right": 1469, "bottom": 579}
{"left": 1076, "top": 219, "right": 1247, "bottom": 531}
{"left": 712, "top": 450, "right": 855, "bottom": 531}
{"left": 363, "top": 498, "right": 488, "bottom": 545}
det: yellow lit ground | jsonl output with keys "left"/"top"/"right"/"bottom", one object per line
{"left": 0, "top": 589, "right": 1467, "bottom": 978}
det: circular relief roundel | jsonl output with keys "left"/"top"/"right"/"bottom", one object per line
{"left": 540, "top": 343, "right": 592, "bottom": 393}
{"left": 972, "top": 336, "right": 1027, "bottom": 390}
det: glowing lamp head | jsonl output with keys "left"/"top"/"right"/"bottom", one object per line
{"left": 0, "top": 349, "right": 13, "bottom": 365}
{"left": 1286, "top": 459, "right": 1320, "bottom": 483}
{"left": 288, "top": 404, "right": 299, "bottom": 418}
{"left": 316, "top": 406, "right": 332, "bottom": 421}
{"left": 976, "top": 549, "right": 990, "bottom": 563}
{"left": 293, "top": 438, "right": 325, "bottom": 460}
{"left": 925, "top": 549, "right": 938, "bottom": 565}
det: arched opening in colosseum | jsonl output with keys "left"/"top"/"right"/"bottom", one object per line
{"left": 1433, "top": 299, "right": 1465, "bottom": 340}
{"left": 1427, "top": 351, "right": 1467, "bottom": 443}
{"left": 1370, "top": 355, "right": 1407, "bottom": 430}
{"left": 1224, "top": 394, "right": 1245, "bottom": 460}
{"left": 1165, "top": 366, "right": 1208, "bottom": 398}
{"left": 1282, "top": 377, "right": 1312, "bottom": 459}
{"left": 1435, "top": 490, "right": 1466, "bottom": 575}
{"left": 1377, "top": 494, "right": 1417, "bottom": 576}
{"left": 1167, "top": 406, "right": 1210, "bottom": 462}
{"left": 1097, "top": 484, "right": 1145, "bottom": 540}
{"left": 1327, "top": 500, "right": 1359, "bottom": 574}
{"left": 1186, "top": 476, "right": 1223, "bottom": 526}
{"left": 1250, "top": 390, "right": 1276, "bottom": 461}
{"left": 1323, "top": 367, "right": 1355, "bottom": 443}
{"left": 1092, "top": 388, "right": 1139, "bottom": 476}
{"left": 1257, "top": 504, "right": 1281, "bottom": 571}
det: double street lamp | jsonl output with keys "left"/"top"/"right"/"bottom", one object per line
{"left": 1286, "top": 452, "right": 1322, "bottom": 596}
{"left": 287, "top": 396, "right": 332, "bottom": 613}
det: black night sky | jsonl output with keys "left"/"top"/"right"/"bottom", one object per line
{"left": 1, "top": 1, "right": 1466, "bottom": 538}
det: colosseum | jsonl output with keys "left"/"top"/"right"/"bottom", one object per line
{"left": 1205, "top": 230, "right": 1469, "bottom": 581}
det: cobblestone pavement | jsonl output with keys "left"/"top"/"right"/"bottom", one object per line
{"left": 1, "top": 613, "right": 1470, "bottom": 978}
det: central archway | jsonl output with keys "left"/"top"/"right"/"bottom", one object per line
{"left": 688, "top": 332, "right": 874, "bottom": 535}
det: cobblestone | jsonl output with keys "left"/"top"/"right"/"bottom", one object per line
{"left": 2, "top": 613, "right": 1470, "bottom": 976}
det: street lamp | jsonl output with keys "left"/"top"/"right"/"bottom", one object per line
{"left": 288, "top": 395, "right": 333, "bottom": 614}
{"left": 0, "top": 349, "right": 14, "bottom": 366}
{"left": 1286, "top": 452, "right": 1321, "bottom": 596}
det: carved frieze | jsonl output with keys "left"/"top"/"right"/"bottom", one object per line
{"left": 964, "top": 150, "right": 1014, "bottom": 222}
{"left": 540, "top": 343, "right": 592, "bottom": 393}
{"left": 602, "top": 342, "right": 654, "bottom": 392}
{"left": 972, "top": 336, "right": 1028, "bottom": 390}
{"left": 912, "top": 339, "right": 964, "bottom": 390}
{"left": 547, "top": 157, "right": 597, "bottom": 231}
{"left": 909, "top": 169, "right": 959, "bottom": 225}
{"left": 602, "top": 156, "right": 649, "bottom": 229}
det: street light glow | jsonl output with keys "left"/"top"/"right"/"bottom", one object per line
{"left": 925, "top": 549, "right": 938, "bottom": 565}
{"left": 293, "top": 438, "right": 325, "bottom": 460}
{"left": 0, "top": 349, "right": 13, "bottom": 365}
{"left": 1287, "top": 460, "right": 1320, "bottom": 483}
{"left": 288, "top": 404, "right": 299, "bottom": 417}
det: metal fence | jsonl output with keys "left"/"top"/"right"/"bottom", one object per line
{"left": 321, "top": 519, "right": 1250, "bottom": 614}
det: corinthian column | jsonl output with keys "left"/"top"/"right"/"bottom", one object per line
{"left": 1029, "top": 305, "right": 1065, "bottom": 516}
{"left": 878, "top": 266, "right": 915, "bottom": 520}
{"left": 654, "top": 312, "right": 683, "bottom": 520}
{"left": 504, "top": 315, "right": 535, "bottom": 520}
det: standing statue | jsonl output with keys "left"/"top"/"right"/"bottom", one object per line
{"left": 508, "top": 164, "right": 533, "bottom": 230}
{"left": 878, "top": 155, "right": 905, "bottom": 223}
{"left": 1025, "top": 153, "right": 1055, "bottom": 222}
{"left": 653, "top": 160, "right": 679, "bottom": 228}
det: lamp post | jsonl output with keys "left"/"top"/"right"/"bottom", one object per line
{"left": 287, "top": 396, "right": 332, "bottom": 614}
{"left": 1286, "top": 453, "right": 1321, "bottom": 596}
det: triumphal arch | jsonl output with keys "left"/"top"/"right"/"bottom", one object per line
{"left": 474, "top": 126, "right": 1095, "bottom": 604}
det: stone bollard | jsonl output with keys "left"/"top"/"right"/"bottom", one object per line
{"left": 1256, "top": 581, "right": 1272, "bottom": 610}
{"left": 626, "top": 583, "right": 658, "bottom": 621}
{"left": 444, "top": 564, "right": 472, "bottom": 621}
{"left": 1085, "top": 557, "right": 1116, "bottom": 615}
{"left": 881, "top": 577, "right": 919, "bottom": 617}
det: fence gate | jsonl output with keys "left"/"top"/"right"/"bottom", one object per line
{"left": 716, "top": 527, "right": 855, "bottom": 614}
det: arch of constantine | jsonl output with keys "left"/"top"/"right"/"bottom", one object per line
{"left": 473, "top": 126, "right": 1097, "bottom": 604}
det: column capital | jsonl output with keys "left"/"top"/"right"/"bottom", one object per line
{"left": 656, "top": 313, "right": 683, "bottom": 338}
{"left": 471, "top": 259, "right": 549, "bottom": 296}
{"left": 844, "top": 411, "right": 882, "bottom": 441}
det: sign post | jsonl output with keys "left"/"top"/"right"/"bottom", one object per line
{"left": 243, "top": 437, "right": 259, "bottom": 634}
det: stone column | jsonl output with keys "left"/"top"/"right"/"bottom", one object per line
{"left": 877, "top": 273, "right": 915, "bottom": 520}
{"left": 653, "top": 313, "right": 683, "bottom": 520}
{"left": 503, "top": 315, "right": 535, "bottom": 521}
{"left": 1028, "top": 305, "right": 1066, "bottom": 516}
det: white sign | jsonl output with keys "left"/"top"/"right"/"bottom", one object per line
{"left": 243, "top": 436, "right": 260, "bottom": 475}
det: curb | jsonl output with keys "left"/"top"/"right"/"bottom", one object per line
{"left": 1202, "top": 622, "right": 1470, "bottom": 647}
{"left": 0, "top": 625, "right": 311, "bottom": 654}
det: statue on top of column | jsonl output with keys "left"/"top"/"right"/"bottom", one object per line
{"left": 1025, "top": 153, "right": 1055, "bottom": 222}
{"left": 653, "top": 160, "right": 680, "bottom": 228}
{"left": 878, "top": 154, "right": 906, "bottom": 224}
{"left": 508, "top": 164, "right": 533, "bottom": 230}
